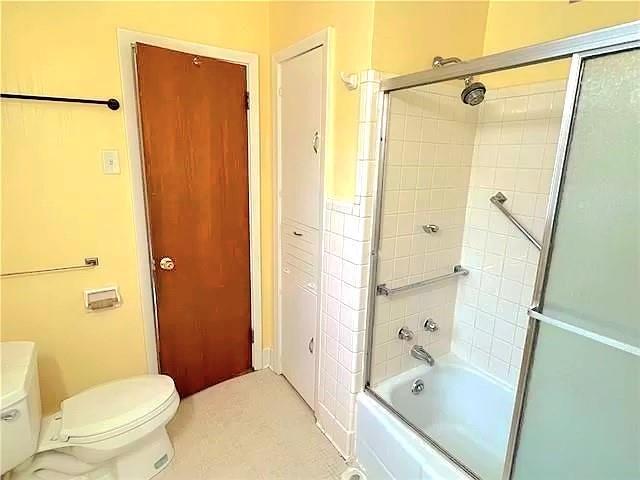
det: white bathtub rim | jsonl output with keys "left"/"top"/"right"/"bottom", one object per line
{"left": 374, "top": 353, "right": 515, "bottom": 398}
{"left": 361, "top": 353, "right": 516, "bottom": 479}
{"left": 357, "top": 391, "right": 476, "bottom": 480}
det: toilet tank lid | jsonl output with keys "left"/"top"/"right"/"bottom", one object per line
{"left": 0, "top": 342, "right": 37, "bottom": 409}
{"left": 60, "top": 375, "right": 176, "bottom": 440}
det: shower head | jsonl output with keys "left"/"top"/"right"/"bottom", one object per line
{"left": 432, "top": 55, "right": 486, "bottom": 106}
{"left": 461, "top": 79, "right": 486, "bottom": 106}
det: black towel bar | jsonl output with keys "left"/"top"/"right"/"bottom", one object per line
{"left": 1, "top": 93, "right": 120, "bottom": 110}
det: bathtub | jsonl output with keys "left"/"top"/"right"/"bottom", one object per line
{"left": 356, "top": 354, "right": 514, "bottom": 480}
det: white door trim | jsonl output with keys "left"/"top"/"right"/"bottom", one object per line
{"left": 117, "top": 29, "right": 263, "bottom": 373}
{"left": 272, "top": 28, "right": 333, "bottom": 412}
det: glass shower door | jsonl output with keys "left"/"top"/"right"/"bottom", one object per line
{"left": 512, "top": 47, "right": 640, "bottom": 479}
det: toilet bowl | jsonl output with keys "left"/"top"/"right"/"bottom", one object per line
{"left": 1, "top": 342, "right": 180, "bottom": 480}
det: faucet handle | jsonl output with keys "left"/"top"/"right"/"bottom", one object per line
{"left": 397, "top": 326, "right": 414, "bottom": 341}
{"left": 423, "top": 318, "right": 439, "bottom": 333}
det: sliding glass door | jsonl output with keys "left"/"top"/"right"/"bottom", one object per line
{"left": 512, "top": 46, "right": 639, "bottom": 480}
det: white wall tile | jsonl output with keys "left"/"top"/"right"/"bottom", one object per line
{"left": 499, "top": 121, "right": 524, "bottom": 144}
{"left": 370, "top": 86, "right": 475, "bottom": 385}
{"left": 358, "top": 122, "right": 378, "bottom": 160}
{"left": 497, "top": 145, "right": 520, "bottom": 167}
{"left": 491, "top": 338, "right": 513, "bottom": 363}
{"left": 405, "top": 116, "right": 422, "bottom": 142}
{"left": 503, "top": 96, "right": 528, "bottom": 120}
{"left": 526, "top": 93, "right": 553, "bottom": 119}
{"left": 453, "top": 80, "right": 565, "bottom": 385}
{"left": 318, "top": 78, "right": 381, "bottom": 459}
{"left": 320, "top": 77, "right": 566, "bottom": 452}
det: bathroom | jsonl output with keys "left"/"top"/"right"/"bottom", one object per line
{"left": 1, "top": 2, "right": 638, "bottom": 480}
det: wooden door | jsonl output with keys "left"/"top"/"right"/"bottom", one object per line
{"left": 135, "top": 43, "right": 252, "bottom": 398}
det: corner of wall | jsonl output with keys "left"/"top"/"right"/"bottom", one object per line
{"left": 316, "top": 70, "right": 381, "bottom": 458}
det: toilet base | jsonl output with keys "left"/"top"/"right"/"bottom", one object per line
{"left": 4, "top": 429, "right": 174, "bottom": 480}
{"left": 114, "top": 429, "right": 174, "bottom": 479}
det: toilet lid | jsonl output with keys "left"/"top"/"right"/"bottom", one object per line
{"left": 60, "top": 375, "right": 176, "bottom": 441}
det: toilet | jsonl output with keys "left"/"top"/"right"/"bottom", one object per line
{"left": 1, "top": 342, "right": 180, "bottom": 480}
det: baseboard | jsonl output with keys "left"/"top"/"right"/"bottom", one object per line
{"left": 262, "top": 348, "right": 272, "bottom": 368}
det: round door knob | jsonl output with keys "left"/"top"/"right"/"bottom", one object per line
{"left": 159, "top": 257, "right": 175, "bottom": 271}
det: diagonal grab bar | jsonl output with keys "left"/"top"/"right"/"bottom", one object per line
{"left": 490, "top": 192, "right": 542, "bottom": 251}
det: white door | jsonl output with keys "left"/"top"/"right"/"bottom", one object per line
{"left": 281, "top": 270, "right": 318, "bottom": 406}
{"left": 280, "top": 47, "right": 323, "bottom": 228}
{"left": 278, "top": 45, "right": 324, "bottom": 409}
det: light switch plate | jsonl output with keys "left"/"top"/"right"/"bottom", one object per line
{"left": 102, "top": 150, "right": 120, "bottom": 174}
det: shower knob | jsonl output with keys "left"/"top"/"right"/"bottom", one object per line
{"left": 159, "top": 257, "right": 175, "bottom": 271}
{"left": 422, "top": 224, "right": 439, "bottom": 234}
{"left": 397, "top": 327, "right": 415, "bottom": 341}
{"left": 423, "top": 318, "right": 439, "bottom": 333}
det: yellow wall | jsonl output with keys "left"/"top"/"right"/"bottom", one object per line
{"left": 370, "top": 1, "right": 639, "bottom": 89}
{"left": 482, "top": 0, "right": 640, "bottom": 86}
{"left": 371, "top": 1, "right": 489, "bottom": 75}
{"left": 0, "top": 1, "right": 272, "bottom": 413}
{"left": 270, "top": 1, "right": 376, "bottom": 200}
{"left": 484, "top": 0, "right": 640, "bottom": 54}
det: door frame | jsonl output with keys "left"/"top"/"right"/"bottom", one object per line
{"left": 271, "top": 28, "right": 333, "bottom": 406}
{"left": 117, "top": 29, "right": 263, "bottom": 374}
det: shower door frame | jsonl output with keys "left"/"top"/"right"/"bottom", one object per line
{"left": 363, "top": 21, "right": 640, "bottom": 480}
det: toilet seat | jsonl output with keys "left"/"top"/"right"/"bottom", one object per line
{"left": 58, "top": 375, "right": 177, "bottom": 445}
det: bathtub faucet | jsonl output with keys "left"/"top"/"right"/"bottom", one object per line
{"left": 410, "top": 345, "right": 435, "bottom": 366}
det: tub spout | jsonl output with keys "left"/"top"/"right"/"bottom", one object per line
{"left": 410, "top": 345, "right": 435, "bottom": 366}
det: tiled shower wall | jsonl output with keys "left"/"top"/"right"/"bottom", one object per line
{"left": 370, "top": 83, "right": 478, "bottom": 385}
{"left": 315, "top": 71, "right": 379, "bottom": 458}
{"left": 452, "top": 80, "right": 566, "bottom": 386}
{"left": 314, "top": 73, "right": 567, "bottom": 457}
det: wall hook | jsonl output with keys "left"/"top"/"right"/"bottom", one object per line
{"left": 340, "top": 72, "right": 359, "bottom": 90}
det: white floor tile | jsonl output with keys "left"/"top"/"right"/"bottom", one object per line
{"left": 157, "top": 369, "right": 346, "bottom": 480}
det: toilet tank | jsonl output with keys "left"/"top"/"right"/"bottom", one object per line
{"left": 1, "top": 341, "right": 42, "bottom": 474}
